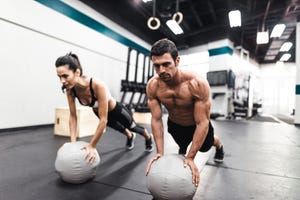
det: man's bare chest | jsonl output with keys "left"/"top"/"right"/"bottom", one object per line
{"left": 157, "top": 84, "right": 193, "bottom": 107}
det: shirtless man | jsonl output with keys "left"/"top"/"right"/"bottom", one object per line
{"left": 145, "top": 39, "right": 224, "bottom": 186}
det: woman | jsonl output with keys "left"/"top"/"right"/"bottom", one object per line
{"left": 55, "top": 53, "right": 153, "bottom": 163}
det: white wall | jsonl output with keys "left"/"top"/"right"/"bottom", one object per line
{"left": 179, "top": 51, "right": 209, "bottom": 77}
{"left": 0, "top": 0, "right": 150, "bottom": 129}
{"left": 260, "top": 62, "right": 296, "bottom": 115}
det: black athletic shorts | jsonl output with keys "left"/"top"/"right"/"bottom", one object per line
{"left": 167, "top": 119, "right": 214, "bottom": 153}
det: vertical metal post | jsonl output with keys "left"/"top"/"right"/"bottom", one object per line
{"left": 125, "top": 47, "right": 132, "bottom": 81}
{"left": 134, "top": 52, "right": 140, "bottom": 82}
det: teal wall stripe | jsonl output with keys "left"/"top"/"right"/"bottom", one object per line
{"left": 296, "top": 85, "right": 300, "bottom": 95}
{"left": 208, "top": 46, "right": 233, "bottom": 56}
{"left": 35, "top": 0, "right": 149, "bottom": 55}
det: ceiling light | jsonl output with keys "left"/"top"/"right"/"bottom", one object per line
{"left": 142, "top": 0, "right": 152, "bottom": 3}
{"left": 270, "top": 24, "right": 286, "bottom": 38}
{"left": 280, "top": 53, "right": 291, "bottom": 62}
{"left": 256, "top": 31, "right": 269, "bottom": 44}
{"left": 166, "top": 19, "right": 184, "bottom": 35}
{"left": 228, "top": 10, "right": 241, "bottom": 28}
{"left": 264, "top": 55, "right": 276, "bottom": 60}
{"left": 279, "top": 42, "right": 293, "bottom": 52}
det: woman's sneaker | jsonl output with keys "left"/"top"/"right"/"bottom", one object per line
{"left": 214, "top": 145, "right": 224, "bottom": 163}
{"left": 126, "top": 133, "right": 136, "bottom": 150}
{"left": 145, "top": 133, "right": 154, "bottom": 152}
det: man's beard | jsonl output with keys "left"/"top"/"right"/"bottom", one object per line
{"left": 159, "top": 73, "right": 171, "bottom": 82}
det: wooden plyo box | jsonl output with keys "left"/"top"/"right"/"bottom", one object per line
{"left": 133, "top": 112, "right": 151, "bottom": 124}
{"left": 54, "top": 107, "right": 98, "bottom": 138}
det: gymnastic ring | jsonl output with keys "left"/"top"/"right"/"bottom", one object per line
{"left": 147, "top": 17, "right": 160, "bottom": 30}
{"left": 172, "top": 12, "right": 183, "bottom": 24}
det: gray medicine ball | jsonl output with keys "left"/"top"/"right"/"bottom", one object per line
{"left": 147, "top": 154, "right": 197, "bottom": 200}
{"left": 55, "top": 141, "right": 100, "bottom": 184}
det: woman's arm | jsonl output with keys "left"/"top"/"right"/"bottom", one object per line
{"left": 89, "top": 80, "right": 108, "bottom": 148}
{"left": 66, "top": 91, "right": 77, "bottom": 142}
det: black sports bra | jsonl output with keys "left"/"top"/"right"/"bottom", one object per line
{"left": 72, "top": 78, "right": 97, "bottom": 107}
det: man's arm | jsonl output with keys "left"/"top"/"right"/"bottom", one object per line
{"left": 145, "top": 78, "right": 165, "bottom": 175}
{"left": 147, "top": 79, "right": 164, "bottom": 155}
{"left": 183, "top": 77, "right": 211, "bottom": 186}
{"left": 186, "top": 77, "right": 211, "bottom": 160}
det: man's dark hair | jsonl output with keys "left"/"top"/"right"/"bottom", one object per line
{"left": 150, "top": 38, "right": 178, "bottom": 61}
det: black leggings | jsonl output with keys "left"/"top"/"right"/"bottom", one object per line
{"left": 93, "top": 102, "right": 145, "bottom": 135}
{"left": 167, "top": 119, "right": 214, "bottom": 153}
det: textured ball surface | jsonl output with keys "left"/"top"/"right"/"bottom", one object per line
{"left": 55, "top": 141, "right": 100, "bottom": 184}
{"left": 147, "top": 154, "right": 197, "bottom": 200}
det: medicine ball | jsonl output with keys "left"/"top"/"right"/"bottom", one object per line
{"left": 55, "top": 141, "right": 100, "bottom": 184}
{"left": 147, "top": 154, "right": 197, "bottom": 200}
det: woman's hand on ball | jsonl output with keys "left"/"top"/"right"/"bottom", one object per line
{"left": 82, "top": 145, "right": 97, "bottom": 163}
{"left": 184, "top": 158, "right": 200, "bottom": 186}
{"left": 145, "top": 153, "right": 162, "bottom": 176}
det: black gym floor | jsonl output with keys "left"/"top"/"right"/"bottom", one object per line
{"left": 0, "top": 115, "right": 299, "bottom": 200}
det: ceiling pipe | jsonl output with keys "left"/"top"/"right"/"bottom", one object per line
{"left": 261, "top": 0, "right": 271, "bottom": 32}
{"left": 255, "top": 0, "right": 271, "bottom": 55}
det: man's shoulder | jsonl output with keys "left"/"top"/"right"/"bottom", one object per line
{"left": 146, "top": 75, "right": 160, "bottom": 95}
{"left": 147, "top": 75, "right": 160, "bottom": 86}
{"left": 186, "top": 74, "right": 210, "bottom": 101}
